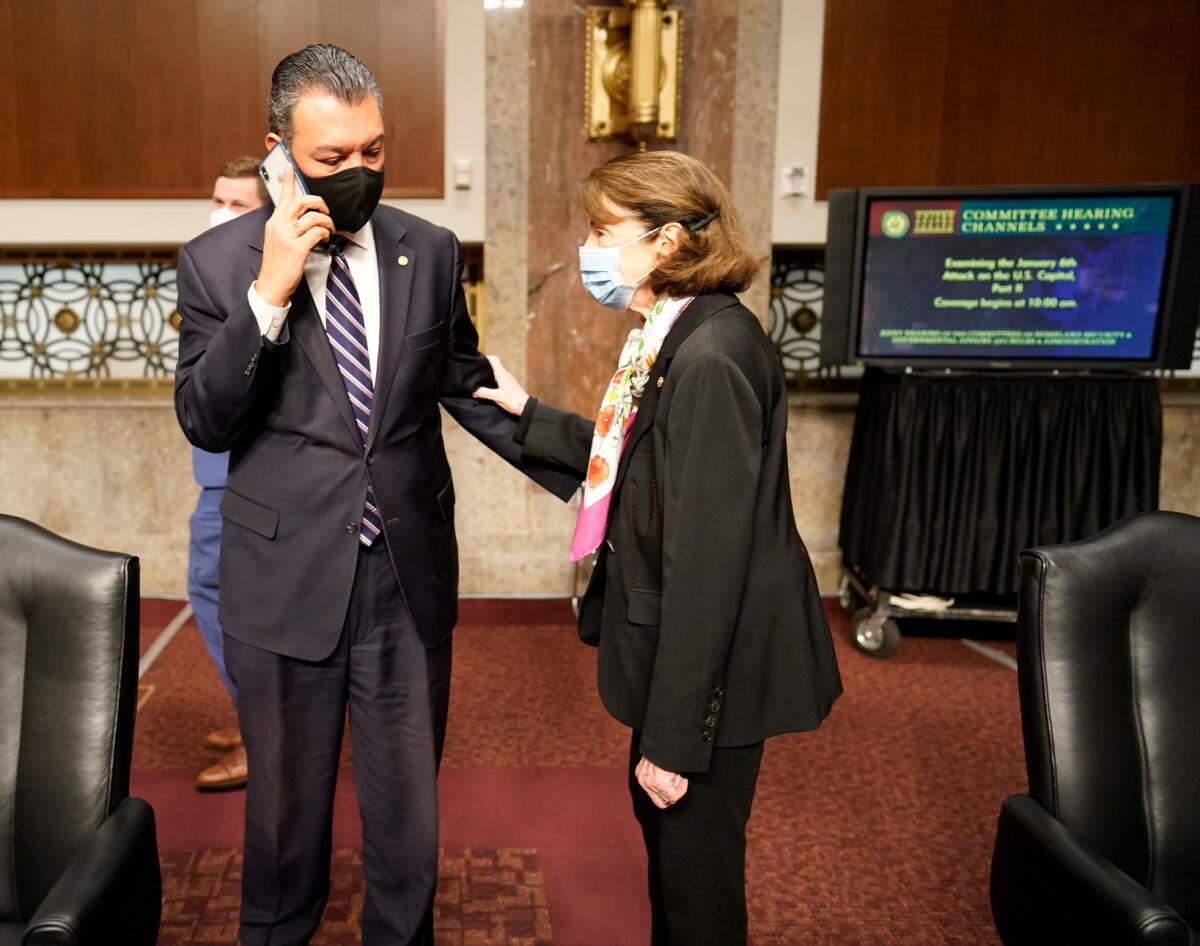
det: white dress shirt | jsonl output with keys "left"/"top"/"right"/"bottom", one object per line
{"left": 247, "top": 221, "right": 381, "bottom": 382}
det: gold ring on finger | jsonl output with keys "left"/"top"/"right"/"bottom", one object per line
{"left": 291, "top": 220, "right": 304, "bottom": 235}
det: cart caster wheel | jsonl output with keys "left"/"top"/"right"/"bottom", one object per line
{"left": 851, "top": 607, "right": 900, "bottom": 658}
{"left": 837, "top": 575, "right": 864, "bottom": 615}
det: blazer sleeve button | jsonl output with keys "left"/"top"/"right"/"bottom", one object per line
{"left": 700, "top": 731, "right": 713, "bottom": 743}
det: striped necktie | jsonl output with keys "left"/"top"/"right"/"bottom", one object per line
{"left": 324, "top": 235, "right": 383, "bottom": 547}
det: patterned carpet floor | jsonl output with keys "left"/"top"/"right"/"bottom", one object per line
{"left": 132, "top": 598, "right": 1024, "bottom": 945}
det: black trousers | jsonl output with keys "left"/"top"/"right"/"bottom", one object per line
{"left": 629, "top": 732, "right": 764, "bottom": 946}
{"left": 223, "top": 539, "right": 452, "bottom": 946}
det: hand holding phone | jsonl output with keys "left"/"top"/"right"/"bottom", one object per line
{"left": 259, "top": 141, "right": 309, "bottom": 206}
{"left": 256, "top": 145, "right": 334, "bottom": 308}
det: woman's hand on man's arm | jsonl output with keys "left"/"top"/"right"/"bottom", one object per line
{"left": 472, "top": 355, "right": 530, "bottom": 416}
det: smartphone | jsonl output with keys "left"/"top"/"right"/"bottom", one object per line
{"left": 258, "top": 142, "right": 309, "bottom": 206}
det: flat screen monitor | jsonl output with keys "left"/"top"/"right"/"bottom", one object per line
{"left": 821, "top": 184, "right": 1200, "bottom": 370}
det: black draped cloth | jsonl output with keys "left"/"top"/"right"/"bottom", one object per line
{"left": 839, "top": 369, "right": 1161, "bottom": 597}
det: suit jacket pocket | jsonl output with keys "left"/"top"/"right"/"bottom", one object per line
{"left": 220, "top": 488, "right": 279, "bottom": 539}
{"left": 405, "top": 319, "right": 447, "bottom": 353}
{"left": 627, "top": 588, "right": 662, "bottom": 626}
{"left": 622, "top": 457, "right": 662, "bottom": 591}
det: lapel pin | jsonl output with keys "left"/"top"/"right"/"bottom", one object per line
{"left": 398, "top": 255, "right": 409, "bottom": 266}
{"left": 656, "top": 376, "right": 664, "bottom": 388}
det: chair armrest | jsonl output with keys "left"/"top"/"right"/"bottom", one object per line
{"left": 991, "top": 795, "right": 1190, "bottom": 946}
{"left": 24, "top": 796, "right": 161, "bottom": 946}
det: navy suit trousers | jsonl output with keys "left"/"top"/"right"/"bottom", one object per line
{"left": 224, "top": 539, "right": 452, "bottom": 946}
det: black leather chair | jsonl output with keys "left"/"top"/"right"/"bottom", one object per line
{"left": 990, "top": 511, "right": 1200, "bottom": 946}
{"left": 0, "top": 516, "right": 161, "bottom": 945}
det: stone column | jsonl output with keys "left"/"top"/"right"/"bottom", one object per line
{"left": 518, "top": 0, "right": 785, "bottom": 415}
{"left": 468, "top": 0, "right": 786, "bottom": 595}
{"left": 484, "top": 1, "right": 532, "bottom": 382}
{"left": 730, "top": 0, "right": 783, "bottom": 323}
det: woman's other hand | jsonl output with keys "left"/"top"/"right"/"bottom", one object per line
{"left": 472, "top": 355, "right": 530, "bottom": 416}
{"left": 636, "top": 755, "right": 689, "bottom": 810}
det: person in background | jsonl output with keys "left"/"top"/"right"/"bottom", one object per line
{"left": 209, "top": 156, "right": 269, "bottom": 228}
{"left": 474, "top": 150, "right": 842, "bottom": 946}
{"left": 190, "top": 156, "right": 268, "bottom": 792}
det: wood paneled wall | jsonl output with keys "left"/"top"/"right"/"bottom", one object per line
{"left": 0, "top": 0, "right": 444, "bottom": 198}
{"left": 816, "top": 0, "right": 1200, "bottom": 197}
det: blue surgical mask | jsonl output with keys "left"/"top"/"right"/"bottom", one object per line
{"left": 578, "top": 225, "right": 662, "bottom": 312}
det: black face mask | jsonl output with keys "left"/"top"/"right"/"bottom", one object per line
{"left": 306, "top": 165, "right": 385, "bottom": 234}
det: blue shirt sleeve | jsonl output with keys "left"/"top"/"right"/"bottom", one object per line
{"left": 192, "top": 446, "right": 230, "bottom": 488}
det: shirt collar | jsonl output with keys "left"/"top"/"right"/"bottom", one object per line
{"left": 339, "top": 220, "right": 375, "bottom": 254}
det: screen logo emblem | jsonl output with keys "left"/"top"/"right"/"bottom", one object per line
{"left": 881, "top": 209, "right": 911, "bottom": 239}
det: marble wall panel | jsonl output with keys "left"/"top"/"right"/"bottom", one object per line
{"left": 525, "top": 0, "right": 627, "bottom": 416}
{"left": 6, "top": 396, "right": 1196, "bottom": 598}
{"left": 0, "top": 397, "right": 193, "bottom": 596}
{"left": 1160, "top": 394, "right": 1200, "bottom": 518}
{"left": 484, "top": 1, "right": 532, "bottom": 378}
{"left": 787, "top": 394, "right": 856, "bottom": 591}
{"left": 730, "top": 0, "right": 782, "bottom": 322}
{"left": 675, "top": 0, "right": 739, "bottom": 185}
{"left": 0, "top": 398, "right": 579, "bottom": 598}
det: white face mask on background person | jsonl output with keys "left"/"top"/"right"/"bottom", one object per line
{"left": 208, "top": 205, "right": 240, "bottom": 229}
{"left": 578, "top": 225, "right": 662, "bottom": 312}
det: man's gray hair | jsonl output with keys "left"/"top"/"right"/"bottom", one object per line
{"left": 268, "top": 44, "right": 383, "bottom": 140}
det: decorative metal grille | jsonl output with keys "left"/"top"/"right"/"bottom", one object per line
{"left": 767, "top": 246, "right": 855, "bottom": 383}
{"left": 0, "top": 247, "right": 485, "bottom": 392}
{"left": 0, "top": 255, "right": 179, "bottom": 383}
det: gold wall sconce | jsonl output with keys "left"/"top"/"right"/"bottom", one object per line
{"left": 585, "top": 1, "right": 683, "bottom": 146}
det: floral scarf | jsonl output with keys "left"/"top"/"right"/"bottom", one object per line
{"left": 570, "top": 296, "right": 694, "bottom": 562}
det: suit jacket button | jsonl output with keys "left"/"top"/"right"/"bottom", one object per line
{"left": 346, "top": 522, "right": 359, "bottom": 535}
{"left": 708, "top": 701, "right": 721, "bottom": 714}
{"left": 704, "top": 715, "right": 717, "bottom": 728}
{"left": 700, "top": 731, "right": 712, "bottom": 743}
{"left": 713, "top": 686, "right": 724, "bottom": 698}
{"left": 366, "top": 454, "right": 377, "bottom": 465}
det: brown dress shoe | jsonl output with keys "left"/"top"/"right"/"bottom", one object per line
{"left": 196, "top": 746, "right": 248, "bottom": 792}
{"left": 205, "top": 727, "right": 243, "bottom": 750}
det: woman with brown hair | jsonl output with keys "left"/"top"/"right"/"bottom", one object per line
{"left": 475, "top": 150, "right": 842, "bottom": 946}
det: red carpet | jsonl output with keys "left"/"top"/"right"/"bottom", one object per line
{"left": 132, "top": 598, "right": 1024, "bottom": 945}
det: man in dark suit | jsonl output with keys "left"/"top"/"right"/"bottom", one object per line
{"left": 174, "top": 44, "right": 574, "bottom": 946}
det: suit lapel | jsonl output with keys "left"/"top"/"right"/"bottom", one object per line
{"left": 611, "top": 293, "right": 741, "bottom": 496}
{"left": 365, "top": 209, "right": 414, "bottom": 452}
{"left": 246, "top": 239, "right": 361, "bottom": 447}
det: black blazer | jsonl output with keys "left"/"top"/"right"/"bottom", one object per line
{"left": 515, "top": 293, "right": 843, "bottom": 773}
{"left": 174, "top": 205, "right": 576, "bottom": 661}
